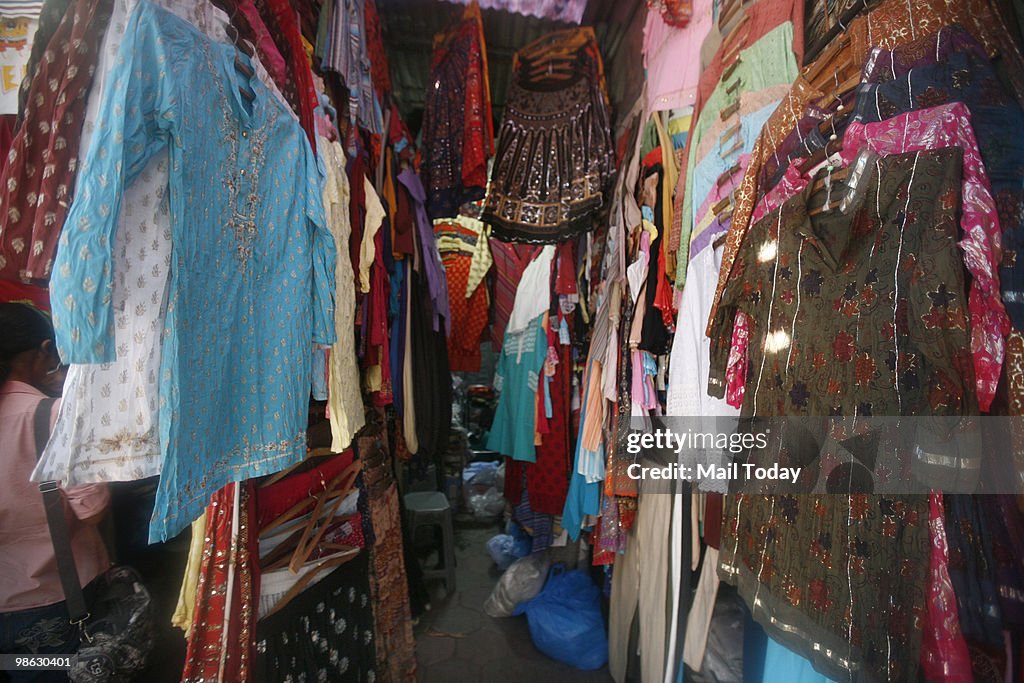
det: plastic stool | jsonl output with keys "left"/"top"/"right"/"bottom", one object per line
{"left": 404, "top": 491, "right": 456, "bottom": 594}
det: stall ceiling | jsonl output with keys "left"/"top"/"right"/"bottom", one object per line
{"left": 377, "top": 0, "right": 646, "bottom": 129}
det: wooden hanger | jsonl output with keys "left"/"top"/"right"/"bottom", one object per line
{"left": 807, "top": 166, "right": 852, "bottom": 217}
{"left": 262, "top": 547, "right": 360, "bottom": 620}
{"left": 804, "top": 34, "right": 851, "bottom": 85}
{"left": 816, "top": 74, "right": 860, "bottom": 109}
{"left": 260, "top": 459, "right": 360, "bottom": 536}
{"left": 260, "top": 447, "right": 336, "bottom": 490}
{"left": 713, "top": 194, "right": 733, "bottom": 216}
{"left": 286, "top": 462, "right": 361, "bottom": 574}
{"left": 716, "top": 162, "right": 741, "bottom": 188}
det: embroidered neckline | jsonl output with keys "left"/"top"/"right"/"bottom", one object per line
{"left": 201, "top": 39, "right": 278, "bottom": 268}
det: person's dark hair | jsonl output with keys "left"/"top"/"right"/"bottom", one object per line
{"left": 0, "top": 302, "right": 55, "bottom": 385}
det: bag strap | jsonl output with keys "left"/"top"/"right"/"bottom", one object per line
{"left": 33, "top": 398, "right": 90, "bottom": 628}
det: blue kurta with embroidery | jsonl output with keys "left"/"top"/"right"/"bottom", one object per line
{"left": 50, "top": 1, "right": 335, "bottom": 542}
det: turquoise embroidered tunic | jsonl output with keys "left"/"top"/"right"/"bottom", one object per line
{"left": 50, "top": 1, "right": 336, "bottom": 542}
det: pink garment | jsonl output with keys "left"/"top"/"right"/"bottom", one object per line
{"left": 237, "top": 0, "right": 289, "bottom": 91}
{"left": 729, "top": 103, "right": 1006, "bottom": 411}
{"left": 631, "top": 350, "right": 660, "bottom": 413}
{"left": 725, "top": 310, "right": 749, "bottom": 408}
{"left": 0, "top": 381, "right": 109, "bottom": 612}
{"left": 694, "top": 86, "right": 791, "bottom": 165}
{"left": 642, "top": 0, "right": 713, "bottom": 113}
{"left": 921, "top": 492, "right": 973, "bottom": 682}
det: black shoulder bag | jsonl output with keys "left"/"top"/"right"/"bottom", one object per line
{"left": 34, "top": 398, "right": 155, "bottom": 682}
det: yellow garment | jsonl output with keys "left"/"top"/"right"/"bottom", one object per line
{"left": 359, "top": 176, "right": 384, "bottom": 294}
{"left": 667, "top": 110, "right": 692, "bottom": 137}
{"left": 322, "top": 139, "right": 366, "bottom": 451}
{"left": 652, "top": 111, "right": 679, "bottom": 276}
{"left": 171, "top": 512, "right": 207, "bottom": 636}
{"left": 435, "top": 215, "right": 492, "bottom": 297}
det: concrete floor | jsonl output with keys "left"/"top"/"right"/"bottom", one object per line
{"left": 413, "top": 522, "right": 614, "bottom": 683}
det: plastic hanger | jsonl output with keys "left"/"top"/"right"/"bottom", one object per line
{"left": 807, "top": 163, "right": 851, "bottom": 216}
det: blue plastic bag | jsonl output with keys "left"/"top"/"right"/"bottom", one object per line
{"left": 513, "top": 564, "right": 609, "bottom": 670}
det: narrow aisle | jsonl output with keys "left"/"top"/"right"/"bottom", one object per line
{"left": 414, "top": 523, "right": 614, "bottom": 683}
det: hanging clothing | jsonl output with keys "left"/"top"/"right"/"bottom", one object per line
{"left": 489, "top": 240, "right": 540, "bottom": 350}
{"left": 408, "top": 268, "right": 452, "bottom": 460}
{"left": 709, "top": 0, "right": 1024, "bottom": 339}
{"left": 0, "top": 0, "right": 114, "bottom": 283}
{"left": 252, "top": 0, "right": 319, "bottom": 151}
{"left": 854, "top": 48, "right": 1024, "bottom": 336}
{"left": 735, "top": 103, "right": 1007, "bottom": 412}
{"left": 715, "top": 150, "right": 972, "bottom": 683}
{"left": 642, "top": 0, "right": 713, "bottom": 114}
{"left": 712, "top": 148, "right": 976, "bottom": 417}
{"left": 234, "top": 0, "right": 289, "bottom": 93}
{"left": 921, "top": 492, "right": 973, "bottom": 683}
{"left": 674, "top": 21, "right": 799, "bottom": 285}
{"left": 421, "top": 3, "right": 492, "bottom": 219}
{"left": 323, "top": 138, "right": 366, "bottom": 453}
{"left": 14, "top": 0, "right": 72, "bottom": 130}
{"left": 254, "top": 552, "right": 377, "bottom": 682}
{"left": 182, "top": 482, "right": 258, "bottom": 683}
{"left": 48, "top": 2, "right": 335, "bottom": 542}
{"left": 357, "top": 422, "right": 417, "bottom": 682}
{"left": 36, "top": 0, "right": 260, "bottom": 488}
{"left": 667, "top": 0, "right": 805, "bottom": 257}
{"left": 487, "top": 314, "right": 548, "bottom": 463}
{"left": 435, "top": 221, "right": 489, "bottom": 372}
{"left": 846, "top": 0, "right": 1024, "bottom": 111}
{"left": 321, "top": 0, "right": 383, "bottom": 136}
{"left": 482, "top": 28, "right": 613, "bottom": 243}
{"left": 528, "top": 340, "right": 571, "bottom": 515}
{"left": 398, "top": 169, "right": 450, "bottom": 334}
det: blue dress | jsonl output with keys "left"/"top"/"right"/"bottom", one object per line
{"left": 486, "top": 314, "right": 548, "bottom": 463}
{"left": 50, "top": 1, "right": 336, "bottom": 542}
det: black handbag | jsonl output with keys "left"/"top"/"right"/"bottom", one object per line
{"left": 33, "top": 398, "right": 155, "bottom": 682}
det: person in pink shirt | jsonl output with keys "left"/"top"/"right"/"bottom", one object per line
{"left": 0, "top": 303, "right": 110, "bottom": 681}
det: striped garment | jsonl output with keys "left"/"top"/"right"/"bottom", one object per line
{"left": 489, "top": 240, "right": 540, "bottom": 351}
{"left": 0, "top": 1, "right": 43, "bottom": 18}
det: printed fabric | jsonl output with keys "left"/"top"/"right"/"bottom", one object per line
{"left": 421, "top": 3, "right": 492, "bottom": 219}
{"left": 435, "top": 220, "right": 489, "bottom": 372}
{"left": 734, "top": 103, "right": 1007, "bottom": 412}
{"left": 0, "top": 0, "right": 114, "bottom": 283}
{"left": 715, "top": 149, "right": 974, "bottom": 683}
{"left": 48, "top": 2, "right": 335, "bottom": 541}
{"left": 322, "top": 138, "right": 366, "bottom": 453}
{"left": 255, "top": 551, "right": 377, "bottom": 682}
{"left": 482, "top": 28, "right": 613, "bottom": 243}
{"left": 36, "top": 0, "right": 262, "bottom": 487}
{"left": 710, "top": 148, "right": 975, "bottom": 417}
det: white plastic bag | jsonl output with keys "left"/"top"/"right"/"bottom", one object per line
{"left": 464, "top": 462, "right": 505, "bottom": 519}
{"left": 484, "top": 552, "right": 551, "bottom": 618}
